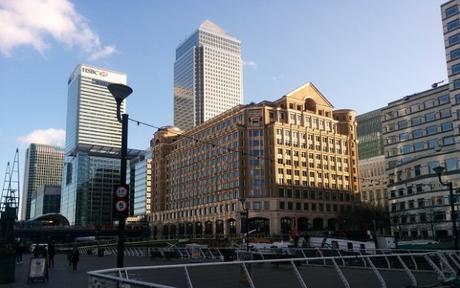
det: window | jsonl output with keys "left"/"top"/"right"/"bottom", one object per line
{"left": 446, "top": 5, "right": 459, "bottom": 17}
{"left": 453, "top": 64, "right": 460, "bottom": 75}
{"left": 427, "top": 139, "right": 438, "bottom": 149}
{"left": 411, "top": 116, "right": 423, "bottom": 126}
{"left": 398, "top": 120, "right": 408, "bottom": 129}
{"left": 447, "top": 19, "right": 460, "bottom": 32}
{"left": 425, "top": 112, "right": 436, "bottom": 122}
{"left": 456, "top": 94, "right": 460, "bottom": 103}
{"left": 448, "top": 33, "right": 460, "bottom": 45}
{"left": 414, "top": 165, "right": 421, "bottom": 176}
{"left": 428, "top": 161, "right": 438, "bottom": 173}
{"left": 401, "top": 145, "right": 412, "bottom": 154}
{"left": 454, "top": 79, "right": 460, "bottom": 89}
{"left": 440, "top": 108, "right": 451, "bottom": 118}
{"left": 413, "top": 129, "right": 423, "bottom": 138}
{"left": 426, "top": 126, "right": 438, "bottom": 135}
{"left": 445, "top": 158, "right": 458, "bottom": 171}
{"left": 414, "top": 142, "right": 424, "bottom": 151}
{"left": 452, "top": 48, "right": 460, "bottom": 60}
{"left": 279, "top": 201, "right": 285, "bottom": 209}
{"left": 399, "top": 132, "right": 409, "bottom": 141}
{"left": 443, "top": 136, "right": 455, "bottom": 146}
{"left": 441, "top": 122, "right": 453, "bottom": 132}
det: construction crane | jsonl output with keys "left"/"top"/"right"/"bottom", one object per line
{"left": 0, "top": 149, "right": 20, "bottom": 218}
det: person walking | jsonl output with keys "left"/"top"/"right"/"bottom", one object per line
{"left": 15, "top": 241, "right": 23, "bottom": 264}
{"left": 48, "top": 241, "right": 56, "bottom": 268}
{"left": 71, "top": 247, "right": 80, "bottom": 271}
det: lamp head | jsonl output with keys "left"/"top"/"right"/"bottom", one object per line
{"left": 433, "top": 165, "right": 445, "bottom": 177}
{"left": 107, "top": 83, "right": 133, "bottom": 103}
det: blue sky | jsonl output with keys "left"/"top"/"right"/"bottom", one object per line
{"left": 0, "top": 0, "right": 448, "bottom": 190}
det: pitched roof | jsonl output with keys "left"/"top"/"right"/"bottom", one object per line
{"left": 285, "top": 82, "right": 334, "bottom": 108}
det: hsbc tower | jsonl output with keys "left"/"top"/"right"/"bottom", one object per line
{"left": 60, "top": 64, "right": 139, "bottom": 225}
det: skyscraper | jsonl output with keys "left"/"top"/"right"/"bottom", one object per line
{"left": 61, "top": 64, "right": 136, "bottom": 225}
{"left": 356, "top": 109, "right": 387, "bottom": 207}
{"left": 21, "top": 143, "right": 64, "bottom": 220}
{"left": 174, "top": 20, "right": 243, "bottom": 131}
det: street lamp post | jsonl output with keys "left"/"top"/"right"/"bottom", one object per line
{"left": 108, "top": 83, "right": 133, "bottom": 268}
{"left": 433, "top": 165, "right": 458, "bottom": 250}
{"left": 239, "top": 197, "right": 249, "bottom": 251}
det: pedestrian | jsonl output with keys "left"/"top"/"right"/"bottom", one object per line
{"left": 71, "top": 246, "right": 80, "bottom": 271}
{"left": 15, "top": 241, "right": 23, "bottom": 264}
{"left": 48, "top": 241, "right": 56, "bottom": 268}
{"left": 33, "top": 243, "right": 42, "bottom": 258}
{"left": 67, "top": 250, "right": 72, "bottom": 266}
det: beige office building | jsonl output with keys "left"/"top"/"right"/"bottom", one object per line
{"left": 150, "top": 82, "right": 360, "bottom": 238}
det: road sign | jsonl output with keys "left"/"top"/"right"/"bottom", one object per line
{"left": 113, "top": 184, "right": 129, "bottom": 218}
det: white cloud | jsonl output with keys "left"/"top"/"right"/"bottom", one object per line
{"left": 0, "top": 0, "right": 116, "bottom": 59}
{"left": 18, "top": 128, "right": 65, "bottom": 147}
{"left": 243, "top": 60, "right": 257, "bottom": 69}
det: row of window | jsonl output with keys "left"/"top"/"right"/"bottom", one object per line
{"left": 279, "top": 201, "right": 352, "bottom": 213}
{"left": 384, "top": 94, "right": 450, "bottom": 121}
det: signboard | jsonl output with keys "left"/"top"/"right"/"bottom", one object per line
{"left": 28, "top": 258, "right": 47, "bottom": 282}
{"left": 113, "top": 184, "right": 129, "bottom": 218}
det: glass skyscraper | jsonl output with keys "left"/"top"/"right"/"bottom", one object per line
{"left": 174, "top": 20, "right": 243, "bottom": 130}
{"left": 357, "top": 109, "right": 384, "bottom": 160}
{"left": 61, "top": 64, "right": 129, "bottom": 225}
{"left": 21, "top": 144, "right": 64, "bottom": 220}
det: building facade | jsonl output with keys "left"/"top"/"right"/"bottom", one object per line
{"left": 128, "top": 150, "right": 153, "bottom": 217}
{"left": 151, "top": 82, "right": 360, "bottom": 238}
{"left": 30, "top": 185, "right": 61, "bottom": 218}
{"left": 356, "top": 109, "right": 387, "bottom": 207}
{"left": 21, "top": 144, "right": 64, "bottom": 220}
{"left": 383, "top": 84, "right": 460, "bottom": 240}
{"left": 61, "top": 64, "right": 131, "bottom": 226}
{"left": 173, "top": 20, "right": 243, "bottom": 131}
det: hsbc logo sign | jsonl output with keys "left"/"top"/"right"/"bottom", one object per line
{"left": 82, "top": 67, "right": 108, "bottom": 77}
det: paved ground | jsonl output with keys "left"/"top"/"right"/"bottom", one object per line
{"left": 0, "top": 254, "right": 444, "bottom": 288}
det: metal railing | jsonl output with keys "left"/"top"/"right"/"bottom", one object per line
{"left": 87, "top": 250, "right": 460, "bottom": 288}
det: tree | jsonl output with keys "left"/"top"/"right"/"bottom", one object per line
{"left": 337, "top": 203, "right": 390, "bottom": 237}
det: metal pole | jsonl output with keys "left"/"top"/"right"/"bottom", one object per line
{"left": 117, "top": 113, "right": 128, "bottom": 268}
{"left": 246, "top": 208, "right": 249, "bottom": 251}
{"left": 448, "top": 182, "right": 458, "bottom": 251}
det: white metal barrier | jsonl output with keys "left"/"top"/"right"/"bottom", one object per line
{"left": 88, "top": 251, "right": 460, "bottom": 288}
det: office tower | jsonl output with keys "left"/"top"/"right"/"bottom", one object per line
{"left": 30, "top": 185, "right": 61, "bottom": 218}
{"left": 128, "top": 150, "right": 152, "bottom": 217}
{"left": 174, "top": 20, "right": 243, "bottom": 131}
{"left": 383, "top": 84, "right": 460, "bottom": 240}
{"left": 20, "top": 144, "right": 64, "bottom": 220}
{"left": 61, "top": 64, "right": 141, "bottom": 225}
{"left": 151, "top": 82, "right": 359, "bottom": 238}
{"left": 356, "top": 109, "right": 387, "bottom": 207}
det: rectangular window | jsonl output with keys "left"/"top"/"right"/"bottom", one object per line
{"left": 427, "top": 139, "right": 438, "bottom": 149}
{"left": 414, "top": 142, "right": 424, "bottom": 151}
{"left": 456, "top": 94, "right": 460, "bottom": 103}
{"left": 440, "top": 108, "right": 451, "bottom": 118}
{"left": 399, "top": 132, "right": 409, "bottom": 141}
{"left": 454, "top": 79, "right": 460, "bottom": 89}
{"left": 453, "top": 63, "right": 460, "bottom": 75}
{"left": 425, "top": 112, "right": 436, "bottom": 122}
{"left": 446, "top": 5, "right": 459, "bottom": 18}
{"left": 448, "top": 33, "right": 460, "bottom": 45}
{"left": 441, "top": 122, "right": 453, "bottom": 132}
{"left": 446, "top": 158, "right": 458, "bottom": 171}
{"left": 428, "top": 161, "right": 438, "bottom": 173}
{"left": 411, "top": 116, "right": 423, "bottom": 126}
{"left": 452, "top": 48, "right": 460, "bottom": 60}
{"left": 443, "top": 136, "right": 455, "bottom": 146}
{"left": 438, "top": 95, "right": 450, "bottom": 105}
{"left": 413, "top": 129, "right": 423, "bottom": 138}
{"left": 398, "top": 120, "right": 408, "bottom": 129}
{"left": 448, "top": 19, "right": 460, "bottom": 31}
{"left": 426, "top": 126, "right": 438, "bottom": 135}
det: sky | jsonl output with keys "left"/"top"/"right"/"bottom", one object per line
{"left": 0, "top": 0, "right": 449, "bottom": 197}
